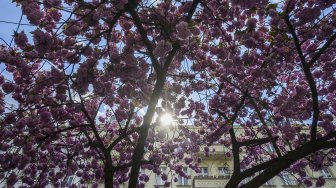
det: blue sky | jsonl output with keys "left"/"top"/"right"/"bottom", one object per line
{"left": 0, "top": 1, "right": 31, "bottom": 111}
{"left": 0, "top": 1, "right": 31, "bottom": 46}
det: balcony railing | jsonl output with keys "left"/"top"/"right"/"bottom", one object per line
{"left": 193, "top": 175, "right": 231, "bottom": 188}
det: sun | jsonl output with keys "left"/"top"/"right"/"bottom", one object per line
{"left": 159, "top": 113, "right": 173, "bottom": 126}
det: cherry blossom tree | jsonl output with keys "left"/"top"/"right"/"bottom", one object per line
{"left": 0, "top": 0, "right": 335, "bottom": 188}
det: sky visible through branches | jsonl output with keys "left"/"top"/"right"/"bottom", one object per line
{"left": 0, "top": 1, "right": 336, "bottom": 188}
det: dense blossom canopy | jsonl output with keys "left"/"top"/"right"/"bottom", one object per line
{"left": 0, "top": 0, "right": 336, "bottom": 187}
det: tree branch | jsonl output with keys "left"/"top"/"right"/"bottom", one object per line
{"left": 246, "top": 93, "right": 282, "bottom": 157}
{"left": 238, "top": 136, "right": 279, "bottom": 147}
{"left": 77, "top": 92, "right": 106, "bottom": 151}
{"left": 240, "top": 140, "right": 336, "bottom": 188}
{"left": 114, "top": 160, "right": 152, "bottom": 171}
{"left": 126, "top": 1, "right": 200, "bottom": 187}
{"left": 240, "top": 158, "right": 279, "bottom": 179}
{"left": 308, "top": 32, "right": 336, "bottom": 67}
{"left": 125, "top": 3, "right": 162, "bottom": 74}
{"left": 107, "top": 127, "right": 141, "bottom": 151}
{"left": 284, "top": 12, "right": 319, "bottom": 141}
{"left": 317, "top": 131, "right": 336, "bottom": 142}
{"left": 215, "top": 94, "right": 246, "bottom": 174}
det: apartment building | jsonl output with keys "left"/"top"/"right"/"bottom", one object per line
{"left": 117, "top": 144, "right": 336, "bottom": 188}
{"left": 61, "top": 151, "right": 336, "bottom": 188}
{"left": 56, "top": 125, "right": 333, "bottom": 188}
{"left": 116, "top": 125, "right": 336, "bottom": 188}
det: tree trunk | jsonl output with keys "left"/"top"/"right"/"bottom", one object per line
{"left": 225, "top": 174, "right": 240, "bottom": 188}
{"left": 104, "top": 165, "right": 114, "bottom": 188}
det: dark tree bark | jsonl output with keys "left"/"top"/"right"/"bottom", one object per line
{"left": 104, "top": 165, "right": 114, "bottom": 188}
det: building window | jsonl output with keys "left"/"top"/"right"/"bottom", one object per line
{"left": 139, "top": 168, "right": 146, "bottom": 174}
{"left": 320, "top": 168, "right": 333, "bottom": 178}
{"left": 241, "top": 176, "right": 252, "bottom": 184}
{"left": 265, "top": 144, "right": 275, "bottom": 153}
{"left": 218, "top": 167, "right": 229, "bottom": 177}
{"left": 62, "top": 176, "right": 74, "bottom": 187}
{"left": 155, "top": 167, "right": 167, "bottom": 185}
{"left": 264, "top": 179, "right": 274, "bottom": 186}
{"left": 178, "top": 167, "right": 189, "bottom": 185}
{"left": 198, "top": 167, "right": 208, "bottom": 177}
{"left": 280, "top": 172, "right": 297, "bottom": 185}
